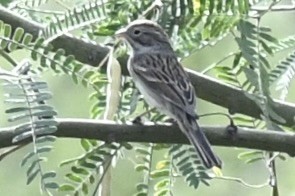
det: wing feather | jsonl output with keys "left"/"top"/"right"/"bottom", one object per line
{"left": 131, "top": 53, "right": 197, "bottom": 118}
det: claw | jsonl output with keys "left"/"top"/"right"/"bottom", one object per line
{"left": 132, "top": 116, "right": 144, "bottom": 125}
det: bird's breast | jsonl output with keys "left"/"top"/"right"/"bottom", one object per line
{"left": 127, "top": 59, "right": 166, "bottom": 111}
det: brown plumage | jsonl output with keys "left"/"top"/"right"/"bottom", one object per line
{"left": 115, "top": 19, "right": 222, "bottom": 169}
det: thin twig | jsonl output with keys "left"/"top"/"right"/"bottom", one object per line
{"left": 201, "top": 52, "right": 239, "bottom": 74}
{"left": 266, "top": 152, "right": 280, "bottom": 196}
{"left": 92, "top": 145, "right": 122, "bottom": 196}
{"left": 0, "top": 144, "right": 28, "bottom": 161}
{"left": 15, "top": 6, "right": 64, "bottom": 15}
{"left": 213, "top": 176, "right": 269, "bottom": 189}
{"left": 0, "top": 49, "right": 18, "bottom": 66}
{"left": 140, "top": 0, "right": 163, "bottom": 19}
{"left": 251, "top": 3, "right": 295, "bottom": 12}
{"left": 251, "top": 0, "right": 283, "bottom": 18}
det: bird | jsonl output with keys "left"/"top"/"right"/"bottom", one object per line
{"left": 115, "top": 19, "right": 222, "bottom": 169}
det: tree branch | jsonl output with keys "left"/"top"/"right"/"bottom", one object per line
{"left": 1, "top": 6, "right": 295, "bottom": 127}
{"left": 0, "top": 118, "right": 295, "bottom": 156}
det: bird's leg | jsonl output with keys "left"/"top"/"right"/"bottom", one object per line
{"left": 164, "top": 118, "right": 177, "bottom": 125}
{"left": 132, "top": 108, "right": 157, "bottom": 124}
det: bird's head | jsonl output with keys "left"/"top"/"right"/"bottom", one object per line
{"left": 115, "top": 19, "right": 173, "bottom": 53}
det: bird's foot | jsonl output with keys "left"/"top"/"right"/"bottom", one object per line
{"left": 132, "top": 116, "right": 144, "bottom": 125}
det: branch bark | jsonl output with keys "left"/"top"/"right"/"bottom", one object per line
{"left": 0, "top": 118, "right": 295, "bottom": 156}
{"left": 1, "top": 6, "right": 295, "bottom": 127}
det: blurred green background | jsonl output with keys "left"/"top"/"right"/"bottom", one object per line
{"left": 0, "top": 1, "right": 295, "bottom": 196}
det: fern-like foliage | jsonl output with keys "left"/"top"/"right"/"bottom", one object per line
{"left": 150, "top": 151, "right": 174, "bottom": 196}
{"left": 214, "top": 20, "right": 275, "bottom": 91}
{"left": 238, "top": 150, "right": 266, "bottom": 164}
{"left": 59, "top": 141, "right": 124, "bottom": 195}
{"left": 117, "top": 78, "right": 139, "bottom": 120}
{"left": 170, "top": 144, "right": 211, "bottom": 188}
{"left": 133, "top": 142, "right": 175, "bottom": 196}
{"left": 133, "top": 143, "right": 154, "bottom": 195}
{"left": 235, "top": 19, "right": 287, "bottom": 126}
{"left": 0, "top": 20, "right": 107, "bottom": 94}
{"left": 212, "top": 18, "right": 286, "bottom": 126}
{"left": 269, "top": 50, "right": 295, "bottom": 100}
{"left": 161, "top": 0, "right": 260, "bottom": 58}
{"left": 0, "top": 20, "right": 70, "bottom": 72}
{"left": 8, "top": 0, "right": 50, "bottom": 20}
{"left": 0, "top": 61, "right": 58, "bottom": 194}
{"left": 42, "top": 0, "right": 109, "bottom": 43}
{"left": 271, "top": 35, "right": 295, "bottom": 54}
{"left": 9, "top": 0, "right": 49, "bottom": 9}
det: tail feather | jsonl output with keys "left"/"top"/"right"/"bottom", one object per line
{"left": 178, "top": 116, "right": 222, "bottom": 169}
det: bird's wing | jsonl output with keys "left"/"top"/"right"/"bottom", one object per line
{"left": 131, "top": 53, "right": 197, "bottom": 118}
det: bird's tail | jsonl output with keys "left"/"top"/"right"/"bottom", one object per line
{"left": 177, "top": 115, "right": 222, "bottom": 169}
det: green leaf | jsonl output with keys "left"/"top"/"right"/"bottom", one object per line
{"left": 186, "top": 173, "right": 200, "bottom": 188}
{"left": 31, "top": 38, "right": 45, "bottom": 60}
{"left": 135, "top": 147, "right": 150, "bottom": 155}
{"left": 260, "top": 32, "right": 278, "bottom": 44}
{"left": 155, "top": 189, "right": 169, "bottom": 196}
{"left": 80, "top": 139, "right": 91, "bottom": 151}
{"left": 217, "top": 74, "right": 238, "bottom": 84}
{"left": 150, "top": 169, "right": 169, "bottom": 178}
{"left": 71, "top": 166, "right": 89, "bottom": 175}
{"left": 242, "top": 67, "right": 258, "bottom": 87}
{"left": 42, "top": 171, "right": 57, "bottom": 179}
{"left": 8, "top": 110, "right": 57, "bottom": 122}
{"left": 26, "top": 158, "right": 45, "bottom": 177}
{"left": 176, "top": 156, "right": 190, "bottom": 167}
{"left": 82, "top": 183, "right": 88, "bottom": 194}
{"left": 59, "top": 184, "right": 75, "bottom": 191}
{"left": 238, "top": 20, "right": 256, "bottom": 39}
{"left": 122, "top": 142, "right": 133, "bottom": 150}
{"left": 136, "top": 183, "right": 148, "bottom": 191}
{"left": 37, "top": 146, "right": 53, "bottom": 153}
{"left": 35, "top": 126, "right": 57, "bottom": 136}
{"left": 4, "top": 24, "right": 11, "bottom": 38}
{"left": 5, "top": 107, "right": 29, "bottom": 113}
{"left": 80, "top": 161, "right": 96, "bottom": 169}
{"left": 135, "top": 164, "right": 149, "bottom": 172}
{"left": 65, "top": 173, "right": 83, "bottom": 183}
{"left": 171, "top": 149, "right": 186, "bottom": 159}
{"left": 22, "top": 33, "right": 33, "bottom": 45}
{"left": 64, "top": 55, "right": 75, "bottom": 67}
{"left": 154, "top": 179, "right": 169, "bottom": 190}
{"left": 89, "top": 175, "right": 95, "bottom": 184}
{"left": 268, "top": 106, "right": 287, "bottom": 124}
{"left": 36, "top": 135, "right": 57, "bottom": 143}
{"left": 238, "top": 150, "right": 263, "bottom": 159}
{"left": 156, "top": 160, "right": 170, "bottom": 169}
{"left": 182, "top": 166, "right": 194, "bottom": 176}
{"left": 60, "top": 157, "right": 80, "bottom": 167}
{"left": 259, "top": 40, "right": 273, "bottom": 55}
{"left": 26, "top": 169, "right": 40, "bottom": 185}
{"left": 88, "top": 155, "right": 103, "bottom": 162}
{"left": 45, "top": 182, "right": 59, "bottom": 189}
{"left": 96, "top": 149, "right": 110, "bottom": 156}
{"left": 21, "top": 152, "right": 34, "bottom": 167}
{"left": 135, "top": 192, "right": 148, "bottom": 196}
{"left": 9, "top": 27, "right": 24, "bottom": 51}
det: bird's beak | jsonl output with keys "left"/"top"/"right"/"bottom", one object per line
{"left": 115, "top": 27, "right": 127, "bottom": 39}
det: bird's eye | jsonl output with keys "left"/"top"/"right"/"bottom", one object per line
{"left": 133, "top": 29, "right": 141, "bottom": 35}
